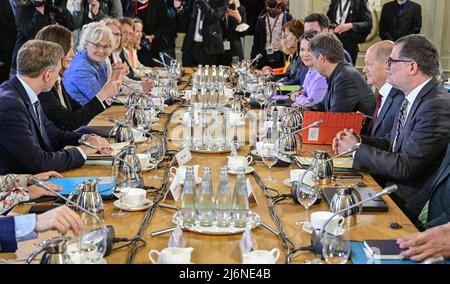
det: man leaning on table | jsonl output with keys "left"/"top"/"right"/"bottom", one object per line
{"left": 332, "top": 34, "right": 450, "bottom": 221}
{"left": 0, "top": 40, "right": 115, "bottom": 175}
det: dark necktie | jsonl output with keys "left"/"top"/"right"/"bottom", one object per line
{"left": 33, "top": 101, "right": 43, "bottom": 131}
{"left": 392, "top": 99, "right": 409, "bottom": 150}
{"left": 369, "top": 92, "right": 382, "bottom": 134}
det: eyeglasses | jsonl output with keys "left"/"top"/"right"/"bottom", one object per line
{"left": 87, "top": 41, "right": 111, "bottom": 51}
{"left": 387, "top": 57, "right": 414, "bottom": 67}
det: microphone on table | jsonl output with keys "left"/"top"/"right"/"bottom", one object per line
{"left": 278, "top": 119, "right": 323, "bottom": 141}
{"left": 26, "top": 176, "right": 115, "bottom": 259}
{"left": 153, "top": 58, "right": 169, "bottom": 69}
{"left": 249, "top": 53, "right": 263, "bottom": 66}
{"left": 78, "top": 139, "right": 144, "bottom": 189}
{"left": 106, "top": 117, "right": 154, "bottom": 138}
{"left": 291, "top": 142, "right": 359, "bottom": 204}
{"left": 311, "top": 184, "right": 398, "bottom": 255}
{"left": 161, "top": 52, "right": 176, "bottom": 62}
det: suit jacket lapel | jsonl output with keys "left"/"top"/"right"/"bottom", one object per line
{"left": 12, "top": 77, "right": 50, "bottom": 147}
{"left": 395, "top": 79, "right": 439, "bottom": 152}
{"left": 372, "top": 90, "right": 394, "bottom": 134}
{"left": 61, "top": 83, "right": 73, "bottom": 112}
{"left": 428, "top": 153, "right": 450, "bottom": 197}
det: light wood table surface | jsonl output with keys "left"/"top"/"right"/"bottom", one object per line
{"left": 2, "top": 72, "right": 417, "bottom": 264}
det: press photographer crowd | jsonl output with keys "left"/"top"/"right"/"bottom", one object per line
{"left": 0, "top": 0, "right": 449, "bottom": 266}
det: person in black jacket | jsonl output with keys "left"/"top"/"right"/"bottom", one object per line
{"left": 217, "top": 0, "right": 248, "bottom": 66}
{"left": 35, "top": 24, "right": 122, "bottom": 131}
{"left": 180, "top": 0, "right": 228, "bottom": 66}
{"left": 251, "top": 0, "right": 292, "bottom": 69}
{"left": 131, "top": 0, "right": 169, "bottom": 67}
{"left": 405, "top": 143, "right": 450, "bottom": 231}
{"left": 0, "top": 0, "right": 17, "bottom": 84}
{"left": 379, "top": 0, "right": 422, "bottom": 41}
{"left": 326, "top": 0, "right": 372, "bottom": 65}
{"left": 12, "top": 0, "right": 76, "bottom": 72}
{"left": 309, "top": 33, "right": 375, "bottom": 118}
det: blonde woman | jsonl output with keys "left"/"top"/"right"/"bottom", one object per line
{"left": 63, "top": 22, "right": 115, "bottom": 105}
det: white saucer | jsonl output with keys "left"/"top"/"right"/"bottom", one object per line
{"left": 170, "top": 177, "right": 202, "bottom": 185}
{"left": 302, "top": 222, "right": 345, "bottom": 236}
{"left": 113, "top": 199, "right": 153, "bottom": 211}
{"left": 228, "top": 166, "right": 255, "bottom": 175}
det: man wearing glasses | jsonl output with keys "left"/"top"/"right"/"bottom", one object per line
{"left": 333, "top": 34, "right": 450, "bottom": 221}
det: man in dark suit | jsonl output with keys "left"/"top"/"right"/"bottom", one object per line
{"left": 0, "top": 40, "right": 111, "bottom": 175}
{"left": 327, "top": 0, "right": 372, "bottom": 65}
{"left": 379, "top": 0, "right": 422, "bottom": 41}
{"left": 180, "top": 0, "right": 228, "bottom": 66}
{"left": 0, "top": 205, "right": 81, "bottom": 253}
{"left": 362, "top": 40, "right": 404, "bottom": 138}
{"left": 0, "top": 0, "right": 16, "bottom": 83}
{"left": 333, "top": 35, "right": 450, "bottom": 219}
{"left": 406, "top": 143, "right": 450, "bottom": 230}
{"left": 309, "top": 33, "right": 375, "bottom": 121}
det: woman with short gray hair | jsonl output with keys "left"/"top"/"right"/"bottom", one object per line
{"left": 64, "top": 22, "right": 115, "bottom": 105}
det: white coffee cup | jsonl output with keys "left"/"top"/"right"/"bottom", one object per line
{"left": 170, "top": 165, "right": 199, "bottom": 182}
{"left": 310, "top": 211, "right": 345, "bottom": 232}
{"left": 149, "top": 247, "right": 194, "bottom": 264}
{"left": 123, "top": 188, "right": 146, "bottom": 208}
{"left": 255, "top": 141, "right": 264, "bottom": 156}
{"left": 227, "top": 156, "right": 253, "bottom": 171}
{"left": 242, "top": 248, "right": 280, "bottom": 264}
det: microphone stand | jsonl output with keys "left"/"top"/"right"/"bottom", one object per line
{"left": 312, "top": 185, "right": 398, "bottom": 254}
{"left": 78, "top": 140, "right": 145, "bottom": 189}
{"left": 291, "top": 143, "right": 360, "bottom": 204}
{"left": 278, "top": 119, "right": 324, "bottom": 141}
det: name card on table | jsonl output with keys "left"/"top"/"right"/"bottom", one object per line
{"left": 246, "top": 178, "right": 259, "bottom": 205}
{"left": 175, "top": 148, "right": 192, "bottom": 166}
{"left": 165, "top": 176, "right": 181, "bottom": 202}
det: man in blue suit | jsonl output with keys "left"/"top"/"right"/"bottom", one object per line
{"left": 363, "top": 40, "right": 404, "bottom": 138}
{"left": 0, "top": 205, "right": 81, "bottom": 253}
{"left": 406, "top": 143, "right": 450, "bottom": 230}
{"left": 333, "top": 35, "right": 450, "bottom": 219}
{"left": 0, "top": 40, "right": 112, "bottom": 175}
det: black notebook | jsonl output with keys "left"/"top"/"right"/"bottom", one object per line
{"left": 363, "top": 239, "right": 404, "bottom": 260}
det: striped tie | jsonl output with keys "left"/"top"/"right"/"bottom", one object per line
{"left": 392, "top": 99, "right": 409, "bottom": 150}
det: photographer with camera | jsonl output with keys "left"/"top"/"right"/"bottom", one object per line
{"left": 217, "top": 0, "right": 248, "bottom": 66}
{"left": 67, "top": 0, "right": 123, "bottom": 29}
{"left": 326, "top": 0, "right": 372, "bottom": 65}
{"left": 12, "top": 0, "right": 76, "bottom": 72}
{"left": 180, "top": 0, "right": 228, "bottom": 66}
{"left": 250, "top": 0, "right": 292, "bottom": 69}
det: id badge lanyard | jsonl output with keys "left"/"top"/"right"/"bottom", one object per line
{"left": 266, "top": 13, "right": 280, "bottom": 53}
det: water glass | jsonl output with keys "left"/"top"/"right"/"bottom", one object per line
{"left": 322, "top": 234, "right": 351, "bottom": 264}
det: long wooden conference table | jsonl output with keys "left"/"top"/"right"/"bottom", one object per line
{"left": 2, "top": 73, "right": 418, "bottom": 264}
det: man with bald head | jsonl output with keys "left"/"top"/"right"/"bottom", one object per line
{"left": 363, "top": 40, "right": 404, "bottom": 138}
{"left": 333, "top": 35, "right": 450, "bottom": 219}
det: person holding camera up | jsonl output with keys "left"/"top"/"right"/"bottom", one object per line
{"left": 12, "top": 0, "right": 77, "bottom": 73}
{"left": 217, "top": 0, "right": 248, "bottom": 66}
{"left": 180, "top": 0, "right": 228, "bottom": 66}
{"left": 251, "top": 0, "right": 292, "bottom": 69}
{"left": 67, "top": 0, "right": 123, "bottom": 29}
{"left": 326, "top": 0, "right": 372, "bottom": 65}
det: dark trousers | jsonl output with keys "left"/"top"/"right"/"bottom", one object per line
{"left": 0, "top": 58, "right": 12, "bottom": 84}
{"left": 258, "top": 50, "right": 285, "bottom": 69}
{"left": 182, "top": 42, "right": 218, "bottom": 67}
{"left": 342, "top": 41, "right": 359, "bottom": 66}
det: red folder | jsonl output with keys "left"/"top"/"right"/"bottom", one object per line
{"left": 301, "top": 111, "right": 365, "bottom": 145}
